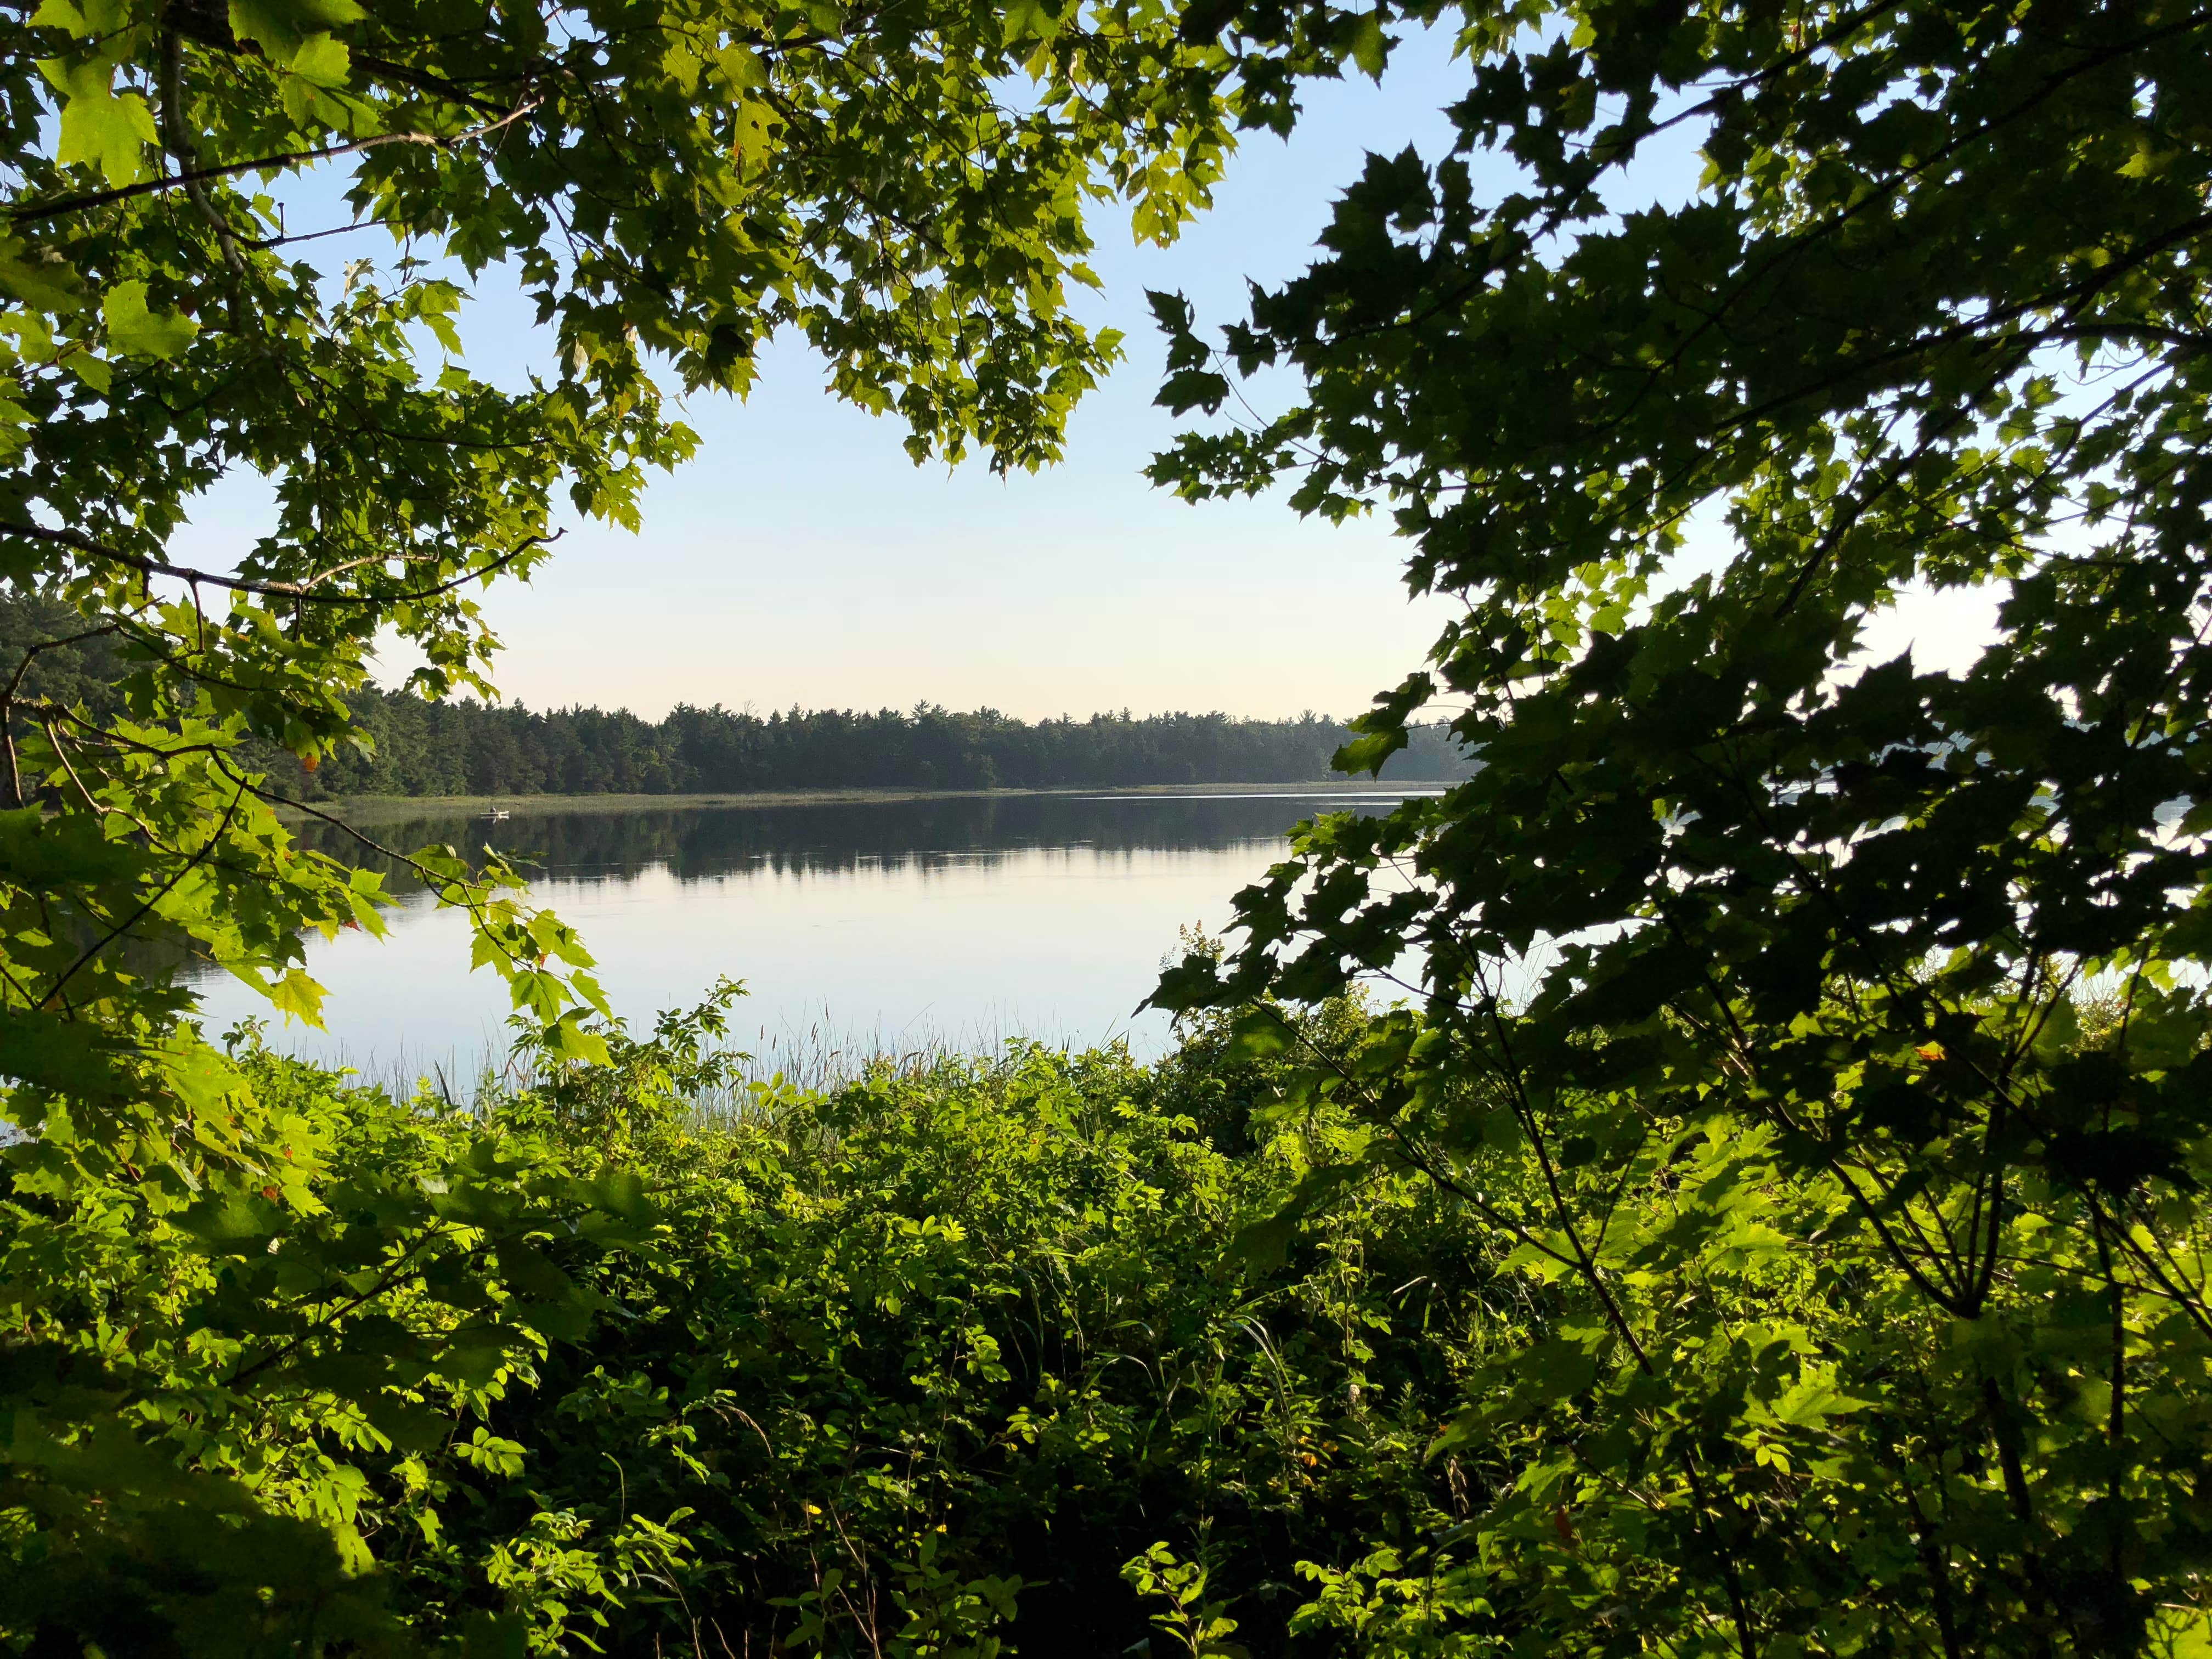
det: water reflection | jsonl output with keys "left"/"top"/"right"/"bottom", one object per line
{"left": 193, "top": 788, "right": 1433, "bottom": 1075}
{"left": 292, "top": 789, "right": 1425, "bottom": 886}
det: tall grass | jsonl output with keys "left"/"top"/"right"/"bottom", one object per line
{"left": 274, "top": 1008, "right": 1130, "bottom": 1123}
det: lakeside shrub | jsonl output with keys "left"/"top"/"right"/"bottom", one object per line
{"left": 12, "top": 977, "right": 2200, "bottom": 1655}
{"left": 1, "top": 993, "right": 1509, "bottom": 1654}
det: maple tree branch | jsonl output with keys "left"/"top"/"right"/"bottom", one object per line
{"left": 0, "top": 519, "right": 560, "bottom": 603}
{"left": 7, "top": 95, "right": 543, "bottom": 227}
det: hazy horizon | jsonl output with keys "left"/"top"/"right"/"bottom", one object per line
{"left": 353, "top": 683, "right": 1406, "bottom": 724}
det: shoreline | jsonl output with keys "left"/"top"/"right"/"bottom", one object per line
{"left": 278, "top": 780, "right": 1454, "bottom": 827}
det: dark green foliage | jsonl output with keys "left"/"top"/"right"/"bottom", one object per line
{"left": 1148, "top": 0, "right": 2212, "bottom": 1652}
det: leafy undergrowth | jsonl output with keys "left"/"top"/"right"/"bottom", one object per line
{"left": 9, "top": 983, "right": 2211, "bottom": 1656}
{"left": 0, "top": 991, "right": 1509, "bottom": 1657}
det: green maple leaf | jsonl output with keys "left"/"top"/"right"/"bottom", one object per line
{"left": 0, "top": 239, "right": 87, "bottom": 313}
{"left": 101, "top": 279, "right": 198, "bottom": 359}
{"left": 40, "top": 59, "right": 157, "bottom": 186}
{"left": 286, "top": 31, "right": 352, "bottom": 87}
{"left": 1767, "top": 1372, "right": 1876, "bottom": 1430}
{"left": 228, "top": 0, "right": 364, "bottom": 66}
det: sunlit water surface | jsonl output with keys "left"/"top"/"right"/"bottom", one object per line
{"left": 183, "top": 787, "right": 1436, "bottom": 1078}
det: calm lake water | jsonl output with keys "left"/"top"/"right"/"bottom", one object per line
{"left": 184, "top": 787, "right": 1435, "bottom": 1077}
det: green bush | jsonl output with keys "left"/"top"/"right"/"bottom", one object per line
{"left": 2, "top": 992, "right": 1520, "bottom": 1656}
{"left": 13, "top": 974, "right": 2210, "bottom": 1654}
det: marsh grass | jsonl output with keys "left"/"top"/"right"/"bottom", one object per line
{"left": 271, "top": 1006, "right": 1131, "bottom": 1125}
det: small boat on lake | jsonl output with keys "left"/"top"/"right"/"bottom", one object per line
{"left": 481, "top": 806, "right": 510, "bottom": 821}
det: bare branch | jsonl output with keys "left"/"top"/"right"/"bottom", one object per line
{"left": 0, "top": 519, "right": 562, "bottom": 604}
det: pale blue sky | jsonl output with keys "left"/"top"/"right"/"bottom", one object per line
{"left": 168, "top": 34, "right": 1738, "bottom": 722}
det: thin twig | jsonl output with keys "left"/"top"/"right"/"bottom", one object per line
{"left": 7, "top": 95, "right": 546, "bottom": 227}
{"left": 0, "top": 519, "right": 560, "bottom": 603}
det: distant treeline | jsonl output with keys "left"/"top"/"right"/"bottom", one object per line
{"left": 283, "top": 690, "right": 1474, "bottom": 797}
{"left": 1, "top": 589, "right": 1471, "bottom": 796}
